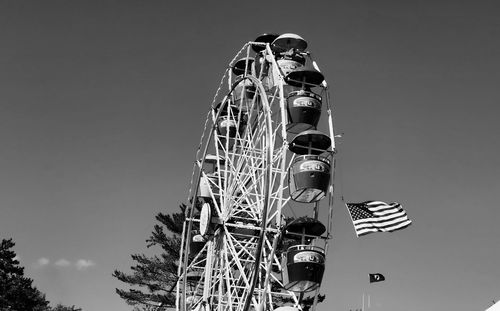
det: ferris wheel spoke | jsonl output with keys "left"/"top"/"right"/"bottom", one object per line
{"left": 228, "top": 236, "right": 258, "bottom": 261}
{"left": 223, "top": 232, "right": 253, "bottom": 288}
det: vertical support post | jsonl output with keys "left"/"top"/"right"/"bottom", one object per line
{"left": 203, "top": 240, "right": 214, "bottom": 301}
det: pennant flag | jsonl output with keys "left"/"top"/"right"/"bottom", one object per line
{"left": 346, "top": 201, "right": 412, "bottom": 236}
{"left": 369, "top": 273, "right": 385, "bottom": 283}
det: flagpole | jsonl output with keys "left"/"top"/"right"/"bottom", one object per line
{"left": 362, "top": 292, "right": 365, "bottom": 311}
{"left": 345, "top": 202, "right": 360, "bottom": 237}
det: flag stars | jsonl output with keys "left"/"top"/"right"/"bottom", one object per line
{"left": 346, "top": 201, "right": 412, "bottom": 237}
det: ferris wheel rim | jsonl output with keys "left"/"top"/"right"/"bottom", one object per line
{"left": 177, "top": 37, "right": 335, "bottom": 311}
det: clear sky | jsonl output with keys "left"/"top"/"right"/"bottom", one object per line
{"left": 1, "top": 1, "right": 499, "bottom": 311}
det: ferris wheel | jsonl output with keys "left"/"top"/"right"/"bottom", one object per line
{"left": 176, "top": 33, "right": 337, "bottom": 311}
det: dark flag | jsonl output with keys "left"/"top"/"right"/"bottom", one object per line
{"left": 346, "top": 201, "right": 412, "bottom": 236}
{"left": 369, "top": 273, "right": 385, "bottom": 283}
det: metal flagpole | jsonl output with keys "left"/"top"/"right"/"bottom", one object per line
{"left": 362, "top": 293, "right": 365, "bottom": 311}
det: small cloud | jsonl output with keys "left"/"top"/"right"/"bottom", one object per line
{"left": 75, "top": 259, "right": 95, "bottom": 270}
{"left": 36, "top": 257, "right": 50, "bottom": 267}
{"left": 54, "top": 258, "right": 71, "bottom": 267}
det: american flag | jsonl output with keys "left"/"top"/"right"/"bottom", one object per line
{"left": 346, "top": 201, "right": 412, "bottom": 236}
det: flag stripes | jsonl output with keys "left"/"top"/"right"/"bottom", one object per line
{"left": 346, "top": 201, "right": 412, "bottom": 236}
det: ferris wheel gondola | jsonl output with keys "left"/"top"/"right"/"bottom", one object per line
{"left": 176, "top": 33, "right": 337, "bottom": 311}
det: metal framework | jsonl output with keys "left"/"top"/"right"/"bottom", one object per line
{"left": 176, "top": 40, "right": 335, "bottom": 311}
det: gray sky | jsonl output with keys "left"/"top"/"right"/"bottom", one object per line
{"left": 1, "top": 1, "right": 499, "bottom": 311}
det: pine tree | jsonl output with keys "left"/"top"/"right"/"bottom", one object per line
{"left": 0, "top": 238, "right": 50, "bottom": 311}
{"left": 113, "top": 205, "right": 186, "bottom": 309}
{"left": 114, "top": 205, "right": 326, "bottom": 311}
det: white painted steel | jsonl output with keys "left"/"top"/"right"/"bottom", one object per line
{"left": 176, "top": 40, "right": 335, "bottom": 311}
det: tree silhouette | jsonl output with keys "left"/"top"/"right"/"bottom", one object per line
{"left": 50, "top": 304, "right": 82, "bottom": 311}
{"left": 113, "top": 205, "right": 186, "bottom": 309}
{"left": 0, "top": 238, "right": 50, "bottom": 311}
